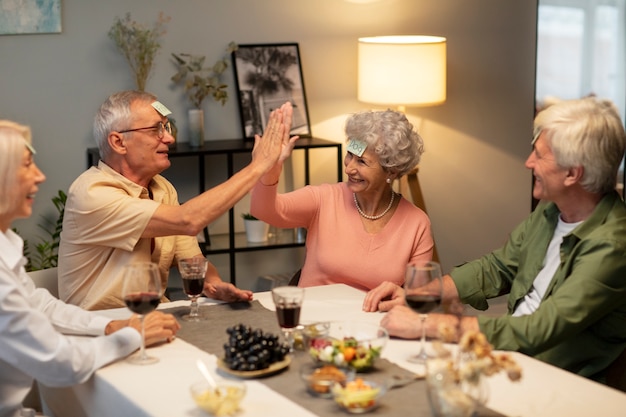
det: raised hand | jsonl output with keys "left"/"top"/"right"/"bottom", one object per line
{"left": 251, "top": 107, "right": 286, "bottom": 173}
{"left": 277, "top": 101, "right": 299, "bottom": 164}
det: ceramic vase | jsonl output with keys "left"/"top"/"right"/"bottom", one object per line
{"left": 244, "top": 219, "right": 270, "bottom": 243}
{"left": 188, "top": 109, "right": 204, "bottom": 147}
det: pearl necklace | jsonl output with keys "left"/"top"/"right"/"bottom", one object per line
{"left": 353, "top": 191, "right": 395, "bottom": 220}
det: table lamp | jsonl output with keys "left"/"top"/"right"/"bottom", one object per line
{"left": 358, "top": 35, "right": 447, "bottom": 261}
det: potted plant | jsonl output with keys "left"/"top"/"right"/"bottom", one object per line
{"left": 241, "top": 213, "right": 269, "bottom": 243}
{"left": 171, "top": 42, "right": 238, "bottom": 147}
{"left": 14, "top": 190, "right": 66, "bottom": 271}
{"left": 108, "top": 12, "right": 170, "bottom": 91}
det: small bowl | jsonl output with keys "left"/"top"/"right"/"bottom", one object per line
{"left": 308, "top": 321, "right": 388, "bottom": 371}
{"left": 190, "top": 380, "right": 246, "bottom": 416}
{"left": 300, "top": 363, "right": 356, "bottom": 398}
{"left": 332, "top": 378, "right": 387, "bottom": 413}
{"left": 294, "top": 321, "right": 331, "bottom": 351}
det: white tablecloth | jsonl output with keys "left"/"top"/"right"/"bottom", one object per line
{"left": 40, "top": 284, "right": 626, "bottom": 417}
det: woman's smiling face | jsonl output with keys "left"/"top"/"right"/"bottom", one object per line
{"left": 1, "top": 147, "right": 46, "bottom": 231}
{"left": 344, "top": 148, "right": 387, "bottom": 195}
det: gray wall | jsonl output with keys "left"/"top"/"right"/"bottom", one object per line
{"left": 0, "top": 0, "right": 537, "bottom": 289}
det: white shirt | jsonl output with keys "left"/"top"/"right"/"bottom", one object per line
{"left": 513, "top": 216, "right": 582, "bottom": 317}
{"left": 0, "top": 229, "right": 141, "bottom": 417}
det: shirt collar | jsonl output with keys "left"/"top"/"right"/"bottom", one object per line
{"left": 97, "top": 160, "right": 163, "bottom": 199}
{"left": 541, "top": 190, "right": 624, "bottom": 239}
{"left": 0, "top": 229, "right": 27, "bottom": 272}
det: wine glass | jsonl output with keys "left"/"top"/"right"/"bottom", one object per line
{"left": 178, "top": 257, "right": 208, "bottom": 322}
{"left": 404, "top": 261, "right": 443, "bottom": 363}
{"left": 271, "top": 286, "right": 304, "bottom": 352}
{"left": 121, "top": 262, "right": 163, "bottom": 365}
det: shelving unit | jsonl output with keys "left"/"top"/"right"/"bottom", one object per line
{"left": 86, "top": 137, "right": 343, "bottom": 285}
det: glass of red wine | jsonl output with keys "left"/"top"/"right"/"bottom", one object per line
{"left": 404, "top": 261, "right": 443, "bottom": 364}
{"left": 178, "top": 257, "right": 208, "bottom": 322}
{"left": 271, "top": 286, "right": 304, "bottom": 352}
{"left": 121, "top": 262, "right": 162, "bottom": 365}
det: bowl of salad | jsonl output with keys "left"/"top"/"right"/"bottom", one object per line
{"left": 332, "top": 378, "right": 387, "bottom": 413}
{"left": 308, "top": 321, "right": 388, "bottom": 371}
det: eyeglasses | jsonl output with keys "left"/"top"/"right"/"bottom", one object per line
{"left": 118, "top": 121, "right": 172, "bottom": 140}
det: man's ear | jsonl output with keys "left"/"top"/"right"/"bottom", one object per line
{"left": 108, "top": 132, "right": 127, "bottom": 155}
{"left": 564, "top": 165, "right": 584, "bottom": 186}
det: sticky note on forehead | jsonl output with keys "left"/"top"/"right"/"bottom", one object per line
{"left": 531, "top": 131, "right": 540, "bottom": 145}
{"left": 24, "top": 140, "right": 36, "bottom": 155}
{"left": 347, "top": 138, "right": 367, "bottom": 157}
{"left": 152, "top": 101, "right": 172, "bottom": 117}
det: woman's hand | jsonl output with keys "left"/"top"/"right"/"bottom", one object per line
{"left": 139, "top": 311, "right": 181, "bottom": 346}
{"left": 362, "top": 281, "right": 406, "bottom": 312}
{"left": 257, "top": 102, "right": 299, "bottom": 186}
{"left": 108, "top": 311, "right": 181, "bottom": 347}
{"left": 277, "top": 101, "right": 299, "bottom": 164}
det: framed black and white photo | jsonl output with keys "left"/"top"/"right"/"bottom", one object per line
{"left": 232, "top": 43, "right": 312, "bottom": 140}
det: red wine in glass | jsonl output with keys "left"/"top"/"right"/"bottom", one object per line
{"left": 182, "top": 277, "right": 204, "bottom": 297}
{"left": 404, "top": 261, "right": 443, "bottom": 364}
{"left": 178, "top": 258, "right": 209, "bottom": 321}
{"left": 271, "top": 286, "right": 305, "bottom": 352}
{"left": 276, "top": 304, "right": 301, "bottom": 328}
{"left": 121, "top": 262, "right": 162, "bottom": 365}
{"left": 124, "top": 292, "right": 161, "bottom": 315}
{"left": 405, "top": 294, "right": 441, "bottom": 314}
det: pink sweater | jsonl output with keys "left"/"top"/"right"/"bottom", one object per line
{"left": 251, "top": 182, "right": 434, "bottom": 291}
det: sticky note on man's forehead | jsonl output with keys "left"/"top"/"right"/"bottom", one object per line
{"left": 152, "top": 101, "right": 172, "bottom": 117}
{"left": 346, "top": 138, "right": 367, "bottom": 157}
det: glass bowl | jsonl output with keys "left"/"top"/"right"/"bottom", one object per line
{"left": 308, "top": 321, "right": 388, "bottom": 371}
{"left": 294, "top": 321, "right": 331, "bottom": 351}
{"left": 190, "top": 380, "right": 246, "bottom": 416}
{"left": 300, "top": 363, "right": 356, "bottom": 398}
{"left": 332, "top": 378, "right": 387, "bottom": 413}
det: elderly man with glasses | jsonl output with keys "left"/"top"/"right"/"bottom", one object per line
{"left": 58, "top": 90, "right": 292, "bottom": 310}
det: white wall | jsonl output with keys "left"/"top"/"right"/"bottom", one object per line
{"left": 0, "top": 0, "right": 537, "bottom": 289}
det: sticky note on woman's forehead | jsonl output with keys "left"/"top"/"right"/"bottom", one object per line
{"left": 347, "top": 138, "right": 367, "bottom": 157}
{"left": 152, "top": 101, "right": 172, "bottom": 117}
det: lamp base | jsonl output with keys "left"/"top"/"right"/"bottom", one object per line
{"left": 405, "top": 167, "right": 440, "bottom": 263}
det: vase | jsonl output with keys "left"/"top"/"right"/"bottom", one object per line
{"left": 425, "top": 357, "right": 489, "bottom": 417}
{"left": 188, "top": 109, "right": 204, "bottom": 147}
{"left": 243, "top": 219, "right": 270, "bottom": 243}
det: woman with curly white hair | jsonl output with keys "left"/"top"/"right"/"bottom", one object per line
{"left": 251, "top": 108, "right": 434, "bottom": 295}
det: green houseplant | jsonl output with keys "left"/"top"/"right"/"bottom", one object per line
{"left": 170, "top": 42, "right": 237, "bottom": 147}
{"left": 108, "top": 12, "right": 170, "bottom": 91}
{"left": 241, "top": 213, "right": 258, "bottom": 221}
{"left": 16, "top": 190, "right": 67, "bottom": 271}
{"left": 171, "top": 42, "right": 238, "bottom": 109}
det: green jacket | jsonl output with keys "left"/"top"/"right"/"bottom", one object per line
{"left": 451, "top": 191, "right": 626, "bottom": 381}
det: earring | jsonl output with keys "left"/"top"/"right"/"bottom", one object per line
{"left": 386, "top": 178, "right": 392, "bottom": 184}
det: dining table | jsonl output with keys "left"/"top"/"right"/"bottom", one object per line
{"left": 38, "top": 284, "right": 625, "bottom": 417}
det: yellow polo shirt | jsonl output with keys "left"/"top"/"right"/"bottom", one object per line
{"left": 58, "top": 161, "right": 200, "bottom": 310}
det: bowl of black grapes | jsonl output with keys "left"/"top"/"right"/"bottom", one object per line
{"left": 220, "top": 323, "right": 291, "bottom": 378}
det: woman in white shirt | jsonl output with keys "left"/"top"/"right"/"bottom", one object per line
{"left": 0, "top": 120, "right": 180, "bottom": 417}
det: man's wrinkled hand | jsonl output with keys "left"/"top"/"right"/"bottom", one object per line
{"left": 204, "top": 281, "right": 253, "bottom": 303}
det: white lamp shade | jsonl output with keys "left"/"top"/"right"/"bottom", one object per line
{"left": 358, "top": 35, "right": 447, "bottom": 107}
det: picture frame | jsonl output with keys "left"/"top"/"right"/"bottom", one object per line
{"left": 232, "top": 43, "right": 312, "bottom": 140}
{"left": 0, "top": 0, "right": 62, "bottom": 35}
